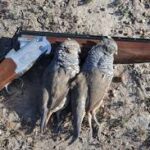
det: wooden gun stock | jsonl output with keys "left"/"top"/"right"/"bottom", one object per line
{"left": 0, "top": 58, "right": 18, "bottom": 91}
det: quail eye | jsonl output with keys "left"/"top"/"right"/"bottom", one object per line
{"left": 63, "top": 46, "right": 67, "bottom": 50}
{"left": 65, "top": 47, "right": 70, "bottom": 53}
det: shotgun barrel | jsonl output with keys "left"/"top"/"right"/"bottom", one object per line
{"left": 19, "top": 30, "right": 150, "bottom": 64}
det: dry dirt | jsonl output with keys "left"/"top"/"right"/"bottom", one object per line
{"left": 0, "top": 0, "right": 150, "bottom": 150}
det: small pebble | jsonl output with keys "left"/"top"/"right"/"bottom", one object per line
{"left": 88, "top": 9, "right": 92, "bottom": 13}
{"left": 145, "top": 4, "right": 150, "bottom": 9}
{"left": 27, "top": 137, "right": 33, "bottom": 143}
{"left": 100, "top": 8, "right": 105, "bottom": 11}
{"left": 118, "top": 30, "right": 123, "bottom": 34}
{"left": 0, "top": 129, "right": 3, "bottom": 135}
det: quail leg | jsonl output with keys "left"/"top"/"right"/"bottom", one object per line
{"left": 41, "top": 108, "right": 48, "bottom": 133}
{"left": 40, "top": 88, "right": 49, "bottom": 133}
{"left": 87, "top": 112, "right": 93, "bottom": 142}
{"left": 92, "top": 111, "right": 100, "bottom": 126}
{"left": 46, "top": 96, "right": 67, "bottom": 128}
{"left": 92, "top": 110, "right": 103, "bottom": 141}
{"left": 45, "top": 110, "right": 52, "bottom": 127}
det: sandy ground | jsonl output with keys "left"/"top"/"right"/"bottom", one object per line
{"left": 0, "top": 0, "right": 150, "bottom": 149}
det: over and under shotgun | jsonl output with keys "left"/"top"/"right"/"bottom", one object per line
{"left": 0, "top": 30, "right": 150, "bottom": 91}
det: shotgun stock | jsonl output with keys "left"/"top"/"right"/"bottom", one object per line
{"left": 0, "top": 58, "right": 17, "bottom": 91}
